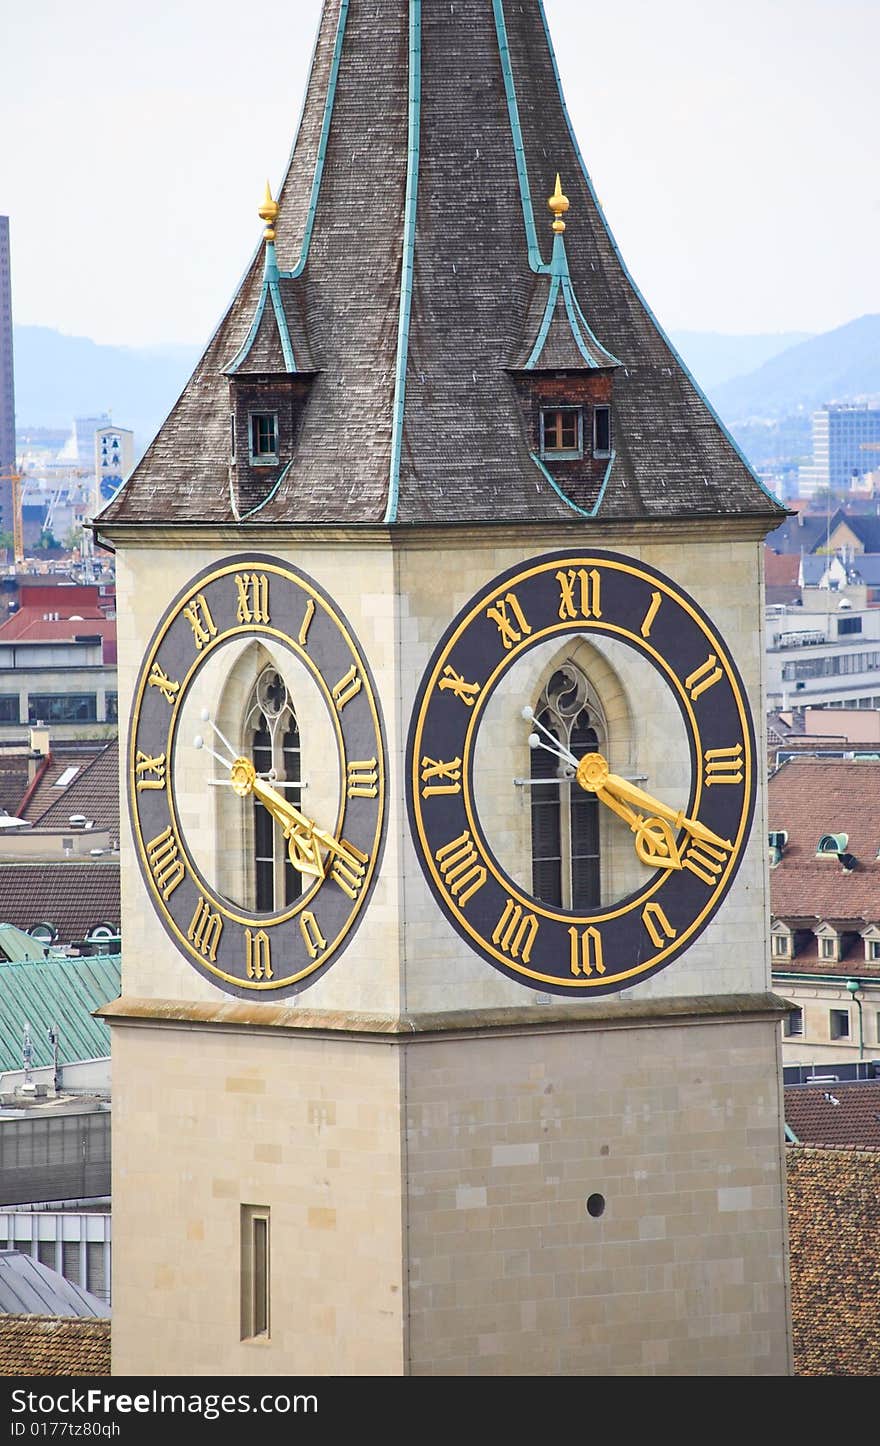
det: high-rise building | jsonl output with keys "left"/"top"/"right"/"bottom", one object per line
{"left": 94, "top": 424, "right": 134, "bottom": 507}
{"left": 799, "top": 404, "right": 880, "bottom": 497}
{"left": 0, "top": 217, "right": 16, "bottom": 537}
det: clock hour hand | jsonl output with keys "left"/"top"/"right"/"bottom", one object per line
{"left": 194, "top": 722, "right": 344, "bottom": 882}
{"left": 575, "top": 753, "right": 731, "bottom": 860}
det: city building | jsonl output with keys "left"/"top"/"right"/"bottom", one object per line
{"left": 765, "top": 599, "right": 880, "bottom": 710}
{"left": 799, "top": 405, "right": 880, "bottom": 498}
{"left": 95, "top": 0, "right": 790, "bottom": 1377}
{"left": 0, "top": 218, "right": 15, "bottom": 539}
{"left": 0, "top": 583, "right": 117, "bottom": 739}
{"left": 94, "top": 426, "right": 133, "bottom": 509}
{"left": 769, "top": 757, "right": 880, "bottom": 1064}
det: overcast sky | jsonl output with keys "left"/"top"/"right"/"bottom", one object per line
{"left": 2, "top": 0, "right": 877, "bottom": 348}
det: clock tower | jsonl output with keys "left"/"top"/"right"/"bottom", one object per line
{"left": 98, "top": 0, "right": 792, "bottom": 1376}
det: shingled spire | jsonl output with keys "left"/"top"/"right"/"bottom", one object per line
{"left": 98, "top": 0, "right": 783, "bottom": 531}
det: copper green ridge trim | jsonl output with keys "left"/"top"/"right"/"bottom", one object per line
{"left": 283, "top": 0, "right": 351, "bottom": 280}
{"left": 224, "top": 241, "right": 297, "bottom": 375}
{"left": 529, "top": 449, "right": 615, "bottom": 519}
{"left": 384, "top": 0, "right": 422, "bottom": 527}
{"left": 493, "top": 0, "right": 550, "bottom": 275}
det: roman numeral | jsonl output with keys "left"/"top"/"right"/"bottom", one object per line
{"left": 557, "top": 568, "right": 601, "bottom": 622}
{"left": 187, "top": 896, "right": 223, "bottom": 962}
{"left": 492, "top": 899, "right": 538, "bottom": 965}
{"left": 568, "top": 926, "right": 605, "bottom": 977}
{"left": 135, "top": 751, "right": 166, "bottom": 791}
{"left": 332, "top": 664, "right": 362, "bottom": 712}
{"left": 300, "top": 911, "right": 327, "bottom": 960}
{"left": 298, "top": 598, "right": 316, "bottom": 647}
{"left": 183, "top": 593, "right": 218, "bottom": 651}
{"left": 486, "top": 591, "right": 532, "bottom": 650}
{"left": 642, "top": 902, "right": 677, "bottom": 949}
{"left": 235, "top": 572, "right": 270, "bottom": 625}
{"left": 145, "top": 826, "right": 184, "bottom": 900}
{"left": 330, "top": 841, "right": 369, "bottom": 900}
{"left": 640, "top": 590, "right": 662, "bottom": 639}
{"left": 420, "top": 757, "right": 462, "bottom": 797}
{"left": 434, "top": 830, "right": 487, "bottom": 908}
{"left": 683, "top": 838, "right": 730, "bottom": 887}
{"left": 245, "top": 929, "right": 272, "bottom": 981}
{"left": 704, "top": 745, "right": 744, "bottom": 787}
{"left": 437, "top": 666, "right": 481, "bottom": 707}
{"left": 347, "top": 760, "right": 379, "bottom": 799}
{"left": 148, "top": 663, "right": 180, "bottom": 705}
{"left": 685, "top": 654, "right": 722, "bottom": 702}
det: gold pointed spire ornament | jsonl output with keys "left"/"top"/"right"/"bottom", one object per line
{"left": 548, "top": 173, "right": 570, "bottom": 233}
{"left": 258, "top": 181, "right": 279, "bottom": 241}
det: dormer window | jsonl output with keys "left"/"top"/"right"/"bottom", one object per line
{"left": 819, "top": 936, "right": 837, "bottom": 960}
{"left": 593, "top": 405, "right": 612, "bottom": 458}
{"left": 540, "top": 407, "right": 583, "bottom": 460}
{"left": 771, "top": 934, "right": 791, "bottom": 958}
{"left": 249, "top": 412, "right": 279, "bottom": 464}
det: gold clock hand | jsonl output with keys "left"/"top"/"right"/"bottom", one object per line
{"left": 576, "top": 753, "right": 731, "bottom": 852}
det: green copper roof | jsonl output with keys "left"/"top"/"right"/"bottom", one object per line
{"left": 0, "top": 954, "right": 121, "bottom": 1073}
{"left": 0, "top": 923, "right": 51, "bottom": 964}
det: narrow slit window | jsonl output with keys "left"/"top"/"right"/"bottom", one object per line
{"left": 593, "top": 405, "right": 612, "bottom": 457}
{"left": 249, "top": 412, "right": 278, "bottom": 462}
{"left": 241, "top": 1205, "right": 270, "bottom": 1340}
{"left": 230, "top": 414, "right": 236, "bottom": 460}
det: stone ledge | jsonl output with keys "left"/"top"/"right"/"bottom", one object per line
{"left": 97, "top": 991, "right": 793, "bottom": 1043}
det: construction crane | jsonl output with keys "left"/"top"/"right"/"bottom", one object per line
{"left": 0, "top": 464, "right": 24, "bottom": 564}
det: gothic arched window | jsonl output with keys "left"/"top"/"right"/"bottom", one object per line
{"left": 530, "top": 665, "right": 605, "bottom": 910}
{"left": 244, "top": 668, "right": 302, "bottom": 910}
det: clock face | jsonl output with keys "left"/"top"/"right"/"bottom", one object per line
{"left": 406, "top": 550, "right": 757, "bottom": 995}
{"left": 129, "top": 555, "right": 387, "bottom": 996}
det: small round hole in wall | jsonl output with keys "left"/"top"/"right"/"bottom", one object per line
{"left": 586, "top": 1193, "right": 606, "bottom": 1219}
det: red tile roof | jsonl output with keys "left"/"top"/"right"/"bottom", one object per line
{"left": 786, "top": 1082, "right": 880, "bottom": 1147}
{"left": 787, "top": 1145, "right": 880, "bottom": 1376}
{"left": 0, "top": 1316, "right": 110, "bottom": 1376}
{"left": 769, "top": 760, "right": 880, "bottom": 960}
{"left": 0, "top": 862, "right": 120, "bottom": 944}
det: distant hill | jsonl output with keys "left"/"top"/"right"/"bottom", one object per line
{"left": 12, "top": 326, "right": 201, "bottom": 452}
{"left": 670, "top": 330, "right": 812, "bottom": 390}
{"left": 710, "top": 315, "right": 880, "bottom": 422}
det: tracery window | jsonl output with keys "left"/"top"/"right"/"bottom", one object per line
{"left": 530, "top": 664, "right": 605, "bottom": 909}
{"left": 245, "top": 668, "right": 302, "bottom": 910}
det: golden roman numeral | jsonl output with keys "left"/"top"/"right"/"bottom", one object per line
{"left": 434, "top": 830, "right": 487, "bottom": 908}
{"left": 704, "top": 744, "right": 744, "bottom": 787}
{"left": 298, "top": 598, "right": 316, "bottom": 647}
{"left": 556, "top": 568, "right": 601, "bottom": 622}
{"left": 437, "top": 665, "right": 481, "bottom": 707}
{"left": 486, "top": 591, "right": 532, "bottom": 651}
{"left": 420, "top": 757, "right": 462, "bottom": 797}
{"left": 245, "top": 929, "right": 272, "bottom": 981}
{"left": 330, "top": 840, "right": 369, "bottom": 900}
{"left": 235, "top": 572, "right": 270, "bottom": 625}
{"left": 182, "top": 593, "right": 218, "bottom": 651}
{"left": 683, "top": 838, "right": 730, "bottom": 887}
{"left": 492, "top": 899, "right": 538, "bottom": 965}
{"left": 148, "top": 663, "right": 180, "bottom": 705}
{"left": 332, "top": 664, "right": 362, "bottom": 712}
{"left": 188, "top": 896, "right": 223, "bottom": 961}
{"left": 135, "top": 751, "right": 166, "bottom": 791}
{"left": 642, "top": 902, "right": 677, "bottom": 949}
{"left": 145, "top": 826, "right": 184, "bottom": 900}
{"left": 347, "top": 760, "right": 379, "bottom": 799}
{"left": 568, "top": 925, "right": 605, "bottom": 977}
{"left": 685, "top": 654, "right": 722, "bottom": 702}
{"left": 640, "top": 590, "right": 662, "bottom": 638}
{"left": 300, "top": 910, "right": 327, "bottom": 960}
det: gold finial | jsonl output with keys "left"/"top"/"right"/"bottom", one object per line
{"left": 548, "top": 173, "right": 570, "bottom": 233}
{"left": 258, "top": 180, "right": 279, "bottom": 241}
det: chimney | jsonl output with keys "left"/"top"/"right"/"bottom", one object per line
{"left": 28, "top": 725, "right": 50, "bottom": 770}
